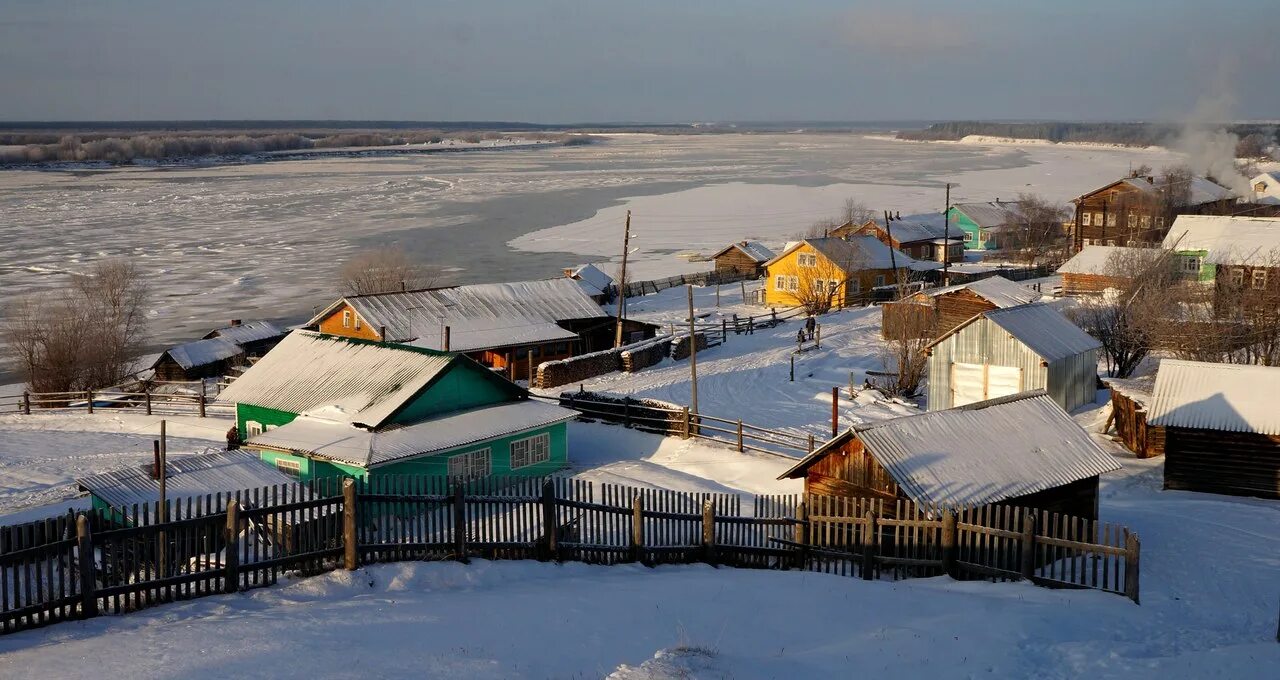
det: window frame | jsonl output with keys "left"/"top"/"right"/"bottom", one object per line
{"left": 1082, "top": 212, "right": 1092, "bottom": 227}
{"left": 342, "top": 310, "right": 352, "bottom": 329}
{"left": 245, "top": 420, "right": 263, "bottom": 437}
{"left": 510, "top": 432, "right": 552, "bottom": 470}
{"left": 447, "top": 448, "right": 492, "bottom": 481}
{"left": 1252, "top": 269, "right": 1268, "bottom": 290}
{"left": 274, "top": 458, "right": 302, "bottom": 478}
{"left": 774, "top": 274, "right": 786, "bottom": 291}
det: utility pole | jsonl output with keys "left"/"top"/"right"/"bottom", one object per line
{"left": 614, "top": 210, "right": 632, "bottom": 348}
{"left": 884, "top": 210, "right": 901, "bottom": 290}
{"left": 942, "top": 182, "right": 952, "bottom": 286}
{"left": 687, "top": 284, "right": 699, "bottom": 416}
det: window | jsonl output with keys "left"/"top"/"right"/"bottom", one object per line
{"left": 274, "top": 458, "right": 301, "bottom": 478}
{"left": 848, "top": 279, "right": 860, "bottom": 294}
{"left": 1253, "top": 270, "right": 1268, "bottom": 290}
{"left": 1107, "top": 213, "right": 1117, "bottom": 227}
{"left": 1230, "top": 268, "right": 1245, "bottom": 287}
{"left": 1140, "top": 215, "right": 1151, "bottom": 229}
{"left": 245, "top": 420, "right": 263, "bottom": 437}
{"left": 1106, "top": 239, "right": 1116, "bottom": 246}
{"left": 798, "top": 253, "right": 818, "bottom": 267}
{"left": 874, "top": 275, "right": 885, "bottom": 287}
{"left": 1182, "top": 256, "right": 1201, "bottom": 274}
{"left": 510, "top": 433, "right": 551, "bottom": 470}
{"left": 447, "top": 448, "right": 492, "bottom": 481}
{"left": 1128, "top": 214, "right": 1138, "bottom": 228}
{"left": 829, "top": 279, "right": 841, "bottom": 295}
{"left": 1093, "top": 212, "right": 1103, "bottom": 225}
{"left": 812, "top": 279, "right": 826, "bottom": 294}
{"left": 354, "top": 315, "right": 362, "bottom": 331}
{"left": 1155, "top": 217, "right": 1164, "bottom": 229}
{"left": 787, "top": 276, "right": 799, "bottom": 292}
{"left": 342, "top": 310, "right": 352, "bottom": 329}
{"left": 964, "top": 231, "right": 974, "bottom": 242}
{"left": 1082, "top": 212, "right": 1092, "bottom": 227}
{"left": 774, "top": 275, "right": 786, "bottom": 290}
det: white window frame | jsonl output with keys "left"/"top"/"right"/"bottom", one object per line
{"left": 274, "top": 458, "right": 302, "bottom": 478}
{"left": 1107, "top": 213, "right": 1117, "bottom": 227}
{"left": 1230, "top": 267, "right": 1245, "bottom": 287}
{"left": 1093, "top": 212, "right": 1103, "bottom": 225}
{"left": 354, "top": 315, "right": 362, "bottom": 331}
{"left": 849, "top": 279, "right": 860, "bottom": 294}
{"left": 1154, "top": 216, "right": 1164, "bottom": 229}
{"left": 342, "top": 310, "right": 352, "bottom": 329}
{"left": 1140, "top": 215, "right": 1151, "bottom": 229}
{"left": 1182, "top": 256, "right": 1201, "bottom": 274}
{"left": 774, "top": 274, "right": 786, "bottom": 291}
{"left": 787, "top": 275, "right": 799, "bottom": 292}
{"left": 798, "top": 253, "right": 817, "bottom": 267}
{"left": 874, "top": 275, "right": 885, "bottom": 287}
{"left": 1252, "top": 269, "right": 1268, "bottom": 290}
{"left": 812, "top": 279, "right": 826, "bottom": 294}
{"left": 1082, "top": 212, "right": 1092, "bottom": 227}
{"left": 1128, "top": 214, "right": 1138, "bottom": 228}
{"left": 510, "top": 432, "right": 551, "bottom": 470}
{"left": 447, "top": 448, "right": 492, "bottom": 481}
{"left": 245, "top": 420, "right": 263, "bottom": 437}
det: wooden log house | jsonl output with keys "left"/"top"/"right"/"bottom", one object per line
{"left": 880, "top": 275, "right": 1040, "bottom": 340}
{"left": 778, "top": 391, "right": 1120, "bottom": 520}
{"left": 1055, "top": 245, "right": 1147, "bottom": 296}
{"left": 1071, "top": 174, "right": 1235, "bottom": 252}
{"left": 1147, "top": 359, "right": 1280, "bottom": 500}
{"left": 710, "top": 241, "right": 775, "bottom": 277}
{"left": 841, "top": 219, "right": 965, "bottom": 263}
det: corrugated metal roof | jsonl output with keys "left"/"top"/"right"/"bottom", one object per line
{"left": 1162, "top": 215, "right": 1280, "bottom": 267}
{"left": 852, "top": 391, "right": 1120, "bottom": 508}
{"left": 951, "top": 201, "right": 1020, "bottom": 229}
{"left": 310, "top": 278, "right": 606, "bottom": 352}
{"left": 566, "top": 264, "right": 614, "bottom": 295}
{"left": 1118, "top": 176, "right": 1233, "bottom": 205}
{"left": 712, "top": 240, "right": 775, "bottom": 263}
{"left": 76, "top": 450, "right": 305, "bottom": 515}
{"left": 883, "top": 222, "right": 953, "bottom": 244}
{"left": 215, "top": 330, "right": 455, "bottom": 428}
{"left": 159, "top": 337, "right": 244, "bottom": 370}
{"left": 1147, "top": 359, "right": 1280, "bottom": 434}
{"left": 1056, "top": 245, "right": 1152, "bottom": 276}
{"left": 247, "top": 399, "right": 578, "bottom": 468}
{"left": 922, "top": 275, "right": 1040, "bottom": 308}
{"left": 766, "top": 236, "right": 921, "bottom": 271}
{"left": 206, "top": 320, "right": 286, "bottom": 345}
{"left": 983, "top": 303, "right": 1101, "bottom": 362}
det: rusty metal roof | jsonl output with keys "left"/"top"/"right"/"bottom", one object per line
{"left": 1147, "top": 359, "right": 1280, "bottom": 434}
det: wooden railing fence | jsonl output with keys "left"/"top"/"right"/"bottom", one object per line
{"left": 1, "top": 477, "right": 1139, "bottom": 636}
{"left": 1, "top": 384, "right": 233, "bottom": 418}
{"left": 622, "top": 270, "right": 757, "bottom": 299}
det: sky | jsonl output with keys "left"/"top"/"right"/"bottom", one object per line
{"left": 1, "top": 0, "right": 1277, "bottom": 123}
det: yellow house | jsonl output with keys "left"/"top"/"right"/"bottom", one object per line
{"left": 762, "top": 236, "right": 916, "bottom": 311}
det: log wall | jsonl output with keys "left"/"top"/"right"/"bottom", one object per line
{"left": 1163, "top": 427, "right": 1280, "bottom": 500}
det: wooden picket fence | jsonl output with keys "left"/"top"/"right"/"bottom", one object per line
{"left": 0, "top": 477, "right": 1139, "bottom": 635}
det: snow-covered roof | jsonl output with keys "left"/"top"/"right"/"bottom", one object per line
{"left": 309, "top": 278, "right": 606, "bottom": 353}
{"left": 765, "top": 236, "right": 922, "bottom": 271}
{"left": 929, "top": 303, "right": 1100, "bottom": 362}
{"left": 1162, "top": 215, "right": 1280, "bottom": 267}
{"left": 1251, "top": 172, "right": 1280, "bottom": 205}
{"left": 712, "top": 240, "right": 775, "bottom": 263}
{"left": 781, "top": 391, "right": 1119, "bottom": 508}
{"left": 1119, "top": 175, "right": 1234, "bottom": 205}
{"left": 205, "top": 320, "right": 286, "bottom": 345}
{"left": 247, "top": 399, "right": 577, "bottom": 468}
{"left": 77, "top": 450, "right": 306, "bottom": 514}
{"left": 1103, "top": 374, "right": 1156, "bottom": 406}
{"left": 884, "top": 222, "right": 956, "bottom": 244}
{"left": 1057, "top": 245, "right": 1151, "bottom": 276}
{"left": 1147, "top": 359, "right": 1280, "bottom": 434}
{"left": 920, "top": 275, "right": 1040, "bottom": 308}
{"left": 216, "top": 330, "right": 459, "bottom": 428}
{"left": 951, "top": 201, "right": 1019, "bottom": 229}
{"left": 157, "top": 337, "right": 244, "bottom": 370}
{"left": 566, "top": 263, "right": 614, "bottom": 295}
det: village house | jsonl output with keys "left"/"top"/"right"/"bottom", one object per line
{"left": 947, "top": 201, "right": 1020, "bottom": 251}
{"left": 1161, "top": 215, "right": 1280, "bottom": 319}
{"left": 777, "top": 391, "right": 1120, "bottom": 519}
{"left": 880, "top": 275, "right": 1040, "bottom": 340}
{"left": 1249, "top": 171, "right": 1280, "bottom": 205}
{"left": 1146, "top": 359, "right": 1280, "bottom": 500}
{"left": 1055, "top": 245, "right": 1148, "bottom": 296}
{"left": 842, "top": 219, "right": 964, "bottom": 263}
{"left": 217, "top": 331, "right": 578, "bottom": 483}
{"left": 150, "top": 320, "right": 287, "bottom": 382}
{"left": 306, "top": 278, "right": 656, "bottom": 379}
{"left": 762, "top": 236, "right": 925, "bottom": 309}
{"left": 1070, "top": 174, "right": 1234, "bottom": 251}
{"left": 563, "top": 263, "right": 615, "bottom": 304}
{"left": 925, "top": 303, "right": 1101, "bottom": 413}
{"left": 710, "top": 240, "right": 775, "bottom": 277}
{"left": 203, "top": 320, "right": 286, "bottom": 357}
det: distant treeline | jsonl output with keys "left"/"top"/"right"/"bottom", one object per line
{"left": 0, "top": 129, "right": 593, "bottom": 166}
{"left": 898, "top": 121, "right": 1278, "bottom": 157}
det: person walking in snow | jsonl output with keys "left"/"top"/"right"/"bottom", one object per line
{"left": 805, "top": 316, "right": 816, "bottom": 341}
{"left": 226, "top": 425, "right": 240, "bottom": 450}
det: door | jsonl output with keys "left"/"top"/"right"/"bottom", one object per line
{"left": 985, "top": 365, "right": 1022, "bottom": 400}
{"left": 951, "top": 362, "right": 986, "bottom": 407}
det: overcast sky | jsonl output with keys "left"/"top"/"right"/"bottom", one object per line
{"left": 1, "top": 0, "right": 1276, "bottom": 123}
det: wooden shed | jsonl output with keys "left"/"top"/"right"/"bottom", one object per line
{"left": 881, "top": 275, "right": 1040, "bottom": 340}
{"left": 151, "top": 337, "right": 246, "bottom": 382}
{"left": 777, "top": 391, "right": 1120, "bottom": 519}
{"left": 1147, "top": 359, "right": 1280, "bottom": 500}
{"left": 1056, "top": 245, "right": 1145, "bottom": 296}
{"left": 925, "top": 303, "right": 1101, "bottom": 413}
{"left": 1102, "top": 375, "right": 1164, "bottom": 459}
{"left": 711, "top": 241, "right": 774, "bottom": 277}
{"left": 203, "top": 320, "right": 286, "bottom": 358}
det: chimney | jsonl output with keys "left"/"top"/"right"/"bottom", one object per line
{"left": 1146, "top": 176, "right": 1154, "bottom": 184}
{"left": 740, "top": 240, "right": 748, "bottom": 246}
{"left": 229, "top": 319, "right": 241, "bottom": 326}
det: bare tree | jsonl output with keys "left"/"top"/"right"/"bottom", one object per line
{"left": 1066, "top": 248, "right": 1180, "bottom": 377}
{"left": 841, "top": 198, "right": 876, "bottom": 227}
{"left": 873, "top": 300, "right": 932, "bottom": 397}
{"left": 340, "top": 248, "right": 442, "bottom": 295}
{"left": 786, "top": 244, "right": 871, "bottom": 315}
{"left": 793, "top": 198, "right": 875, "bottom": 240}
{"left": 1159, "top": 248, "right": 1280, "bottom": 366}
{"left": 997, "top": 193, "right": 1069, "bottom": 266}
{"left": 3, "top": 258, "right": 150, "bottom": 394}
{"left": 1236, "top": 133, "right": 1272, "bottom": 160}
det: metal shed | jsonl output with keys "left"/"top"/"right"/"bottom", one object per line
{"left": 925, "top": 303, "right": 1101, "bottom": 413}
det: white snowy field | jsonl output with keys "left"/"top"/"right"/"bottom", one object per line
{"left": 0, "top": 456, "right": 1275, "bottom": 679}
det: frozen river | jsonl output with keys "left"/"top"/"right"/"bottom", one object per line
{"left": 0, "top": 133, "right": 1179, "bottom": 352}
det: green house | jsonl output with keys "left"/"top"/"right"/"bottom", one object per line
{"left": 948, "top": 201, "right": 1020, "bottom": 251}
{"left": 216, "top": 331, "right": 577, "bottom": 484}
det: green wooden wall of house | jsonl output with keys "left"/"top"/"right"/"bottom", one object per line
{"left": 391, "top": 363, "right": 516, "bottom": 424}
{"left": 237, "top": 404, "right": 299, "bottom": 439}
{"left": 947, "top": 207, "right": 998, "bottom": 250}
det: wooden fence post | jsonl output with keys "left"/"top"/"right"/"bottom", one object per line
{"left": 736, "top": 419, "right": 744, "bottom": 452}
{"left": 76, "top": 514, "right": 97, "bottom": 619}
{"left": 702, "top": 500, "right": 716, "bottom": 566}
{"left": 1124, "top": 532, "right": 1141, "bottom": 604}
{"left": 808, "top": 434, "right": 815, "bottom": 453}
{"left": 198, "top": 394, "right": 206, "bottom": 418}
{"left": 623, "top": 398, "right": 631, "bottom": 428}
{"left": 861, "top": 512, "right": 878, "bottom": 580}
{"left": 831, "top": 387, "right": 839, "bottom": 438}
{"left": 86, "top": 391, "right": 93, "bottom": 414}
{"left": 941, "top": 510, "right": 957, "bottom": 578}
{"left": 1020, "top": 512, "right": 1036, "bottom": 580}
{"left": 541, "top": 481, "right": 558, "bottom": 561}
{"left": 224, "top": 500, "right": 240, "bottom": 593}
{"left": 681, "top": 406, "right": 690, "bottom": 439}
{"left": 22, "top": 391, "right": 30, "bottom": 415}
{"left": 790, "top": 354, "right": 794, "bottom": 382}
{"left": 815, "top": 324, "right": 821, "bottom": 349}
{"left": 342, "top": 478, "right": 358, "bottom": 571}
{"left": 631, "top": 495, "right": 644, "bottom": 564}
{"left": 794, "top": 501, "right": 809, "bottom": 570}
{"left": 721, "top": 319, "right": 727, "bottom": 342}
{"left": 144, "top": 387, "right": 152, "bottom": 416}
{"left": 453, "top": 486, "right": 469, "bottom": 563}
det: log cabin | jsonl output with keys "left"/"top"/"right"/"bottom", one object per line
{"left": 711, "top": 241, "right": 775, "bottom": 277}
{"left": 306, "top": 278, "right": 657, "bottom": 380}
{"left": 843, "top": 219, "right": 965, "bottom": 263}
{"left": 1070, "top": 174, "right": 1234, "bottom": 252}
{"left": 151, "top": 337, "right": 245, "bottom": 382}
{"left": 925, "top": 303, "right": 1101, "bottom": 413}
{"left": 777, "top": 391, "right": 1120, "bottom": 519}
{"left": 563, "top": 263, "right": 615, "bottom": 304}
{"left": 203, "top": 320, "right": 286, "bottom": 358}
{"left": 880, "top": 275, "right": 1040, "bottom": 340}
{"left": 1055, "top": 245, "right": 1147, "bottom": 296}
{"left": 1147, "top": 359, "right": 1280, "bottom": 500}
{"left": 1160, "top": 215, "right": 1280, "bottom": 317}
